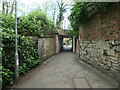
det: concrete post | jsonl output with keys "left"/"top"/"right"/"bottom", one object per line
{"left": 15, "top": 0, "right": 19, "bottom": 81}
{"left": 56, "top": 34, "right": 59, "bottom": 53}
{"left": 73, "top": 36, "right": 75, "bottom": 52}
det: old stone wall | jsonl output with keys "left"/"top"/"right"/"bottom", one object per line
{"left": 77, "top": 3, "right": 120, "bottom": 82}
{"left": 38, "top": 37, "right": 56, "bottom": 61}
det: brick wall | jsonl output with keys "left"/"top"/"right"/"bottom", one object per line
{"left": 77, "top": 3, "right": 120, "bottom": 82}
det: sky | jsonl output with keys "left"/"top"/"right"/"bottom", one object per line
{"left": 17, "top": 0, "right": 73, "bottom": 29}
{"left": 2, "top": 0, "right": 119, "bottom": 29}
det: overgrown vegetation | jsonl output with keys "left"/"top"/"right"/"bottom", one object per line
{"left": 68, "top": 30, "right": 78, "bottom": 37}
{"left": 68, "top": 2, "right": 113, "bottom": 30}
{"left": 19, "top": 10, "right": 56, "bottom": 37}
{"left": 1, "top": 10, "right": 56, "bottom": 87}
{"left": 1, "top": 10, "right": 56, "bottom": 37}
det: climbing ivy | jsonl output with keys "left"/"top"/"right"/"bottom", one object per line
{"left": 68, "top": 30, "right": 78, "bottom": 37}
{"left": 68, "top": 2, "right": 112, "bottom": 30}
{"left": 2, "top": 32, "right": 40, "bottom": 87}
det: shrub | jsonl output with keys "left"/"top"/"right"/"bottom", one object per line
{"left": 1, "top": 10, "right": 57, "bottom": 87}
{"left": 2, "top": 66, "right": 15, "bottom": 87}
{"left": 18, "top": 10, "right": 56, "bottom": 37}
{"left": 2, "top": 32, "right": 40, "bottom": 87}
{"left": 0, "top": 14, "right": 15, "bottom": 29}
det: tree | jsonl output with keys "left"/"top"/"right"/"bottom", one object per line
{"left": 1, "top": 0, "right": 15, "bottom": 15}
{"left": 56, "top": 0, "right": 67, "bottom": 28}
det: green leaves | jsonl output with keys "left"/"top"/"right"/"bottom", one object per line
{"left": 2, "top": 35, "right": 40, "bottom": 87}
{"left": 1, "top": 10, "right": 56, "bottom": 37}
{"left": 0, "top": 14, "right": 15, "bottom": 29}
{"left": 2, "top": 67, "right": 15, "bottom": 86}
{"left": 19, "top": 10, "right": 56, "bottom": 37}
{"left": 69, "top": 2, "right": 111, "bottom": 30}
{"left": 68, "top": 30, "right": 78, "bottom": 37}
{"left": 1, "top": 13, "right": 40, "bottom": 87}
{"left": 1, "top": 9, "right": 56, "bottom": 88}
{"left": 18, "top": 36, "right": 39, "bottom": 75}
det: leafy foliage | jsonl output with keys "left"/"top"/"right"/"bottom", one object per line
{"left": 2, "top": 67, "right": 14, "bottom": 86}
{"left": 18, "top": 10, "right": 56, "bottom": 37}
{"left": 1, "top": 14, "right": 15, "bottom": 29}
{"left": 68, "top": 30, "right": 78, "bottom": 37}
{"left": 68, "top": 2, "right": 112, "bottom": 30}
{"left": 19, "top": 36, "right": 39, "bottom": 75}
{"left": 1, "top": 10, "right": 56, "bottom": 87}
{"left": 2, "top": 31, "right": 40, "bottom": 87}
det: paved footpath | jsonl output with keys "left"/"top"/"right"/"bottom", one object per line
{"left": 12, "top": 52, "right": 117, "bottom": 88}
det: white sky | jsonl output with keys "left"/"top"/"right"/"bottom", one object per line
{"left": 18, "top": 0, "right": 120, "bottom": 29}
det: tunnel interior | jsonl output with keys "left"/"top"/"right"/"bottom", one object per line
{"left": 58, "top": 35, "right": 73, "bottom": 52}
{"left": 63, "top": 38, "right": 72, "bottom": 52}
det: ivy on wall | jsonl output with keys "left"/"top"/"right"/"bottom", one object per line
{"left": 68, "top": 2, "right": 113, "bottom": 31}
{"left": 2, "top": 32, "right": 40, "bottom": 87}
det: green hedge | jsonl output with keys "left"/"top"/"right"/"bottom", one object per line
{"left": 1, "top": 10, "right": 56, "bottom": 87}
{"left": 1, "top": 11, "right": 56, "bottom": 37}
{"left": 2, "top": 33, "right": 40, "bottom": 87}
{"left": 18, "top": 10, "right": 56, "bottom": 37}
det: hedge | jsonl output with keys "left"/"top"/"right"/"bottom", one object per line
{"left": 1, "top": 10, "right": 56, "bottom": 87}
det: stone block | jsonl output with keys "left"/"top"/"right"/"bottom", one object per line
{"left": 116, "top": 46, "right": 120, "bottom": 52}
{"left": 114, "top": 40, "right": 120, "bottom": 44}
{"left": 101, "top": 59, "right": 107, "bottom": 65}
{"left": 107, "top": 61, "right": 112, "bottom": 67}
{"left": 108, "top": 40, "right": 115, "bottom": 45}
{"left": 109, "top": 56, "right": 118, "bottom": 62}
{"left": 107, "top": 50, "right": 115, "bottom": 56}
{"left": 114, "top": 52, "right": 120, "bottom": 57}
{"left": 104, "top": 65, "right": 111, "bottom": 71}
{"left": 112, "top": 63, "right": 119, "bottom": 70}
{"left": 96, "top": 41, "right": 110, "bottom": 50}
{"left": 101, "top": 55, "right": 109, "bottom": 60}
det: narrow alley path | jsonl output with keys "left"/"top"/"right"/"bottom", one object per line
{"left": 13, "top": 52, "right": 117, "bottom": 88}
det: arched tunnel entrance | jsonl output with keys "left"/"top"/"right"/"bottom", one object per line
{"left": 56, "top": 34, "right": 76, "bottom": 53}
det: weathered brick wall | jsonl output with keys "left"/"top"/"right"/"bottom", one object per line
{"left": 38, "top": 37, "right": 56, "bottom": 61}
{"left": 77, "top": 3, "right": 120, "bottom": 82}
